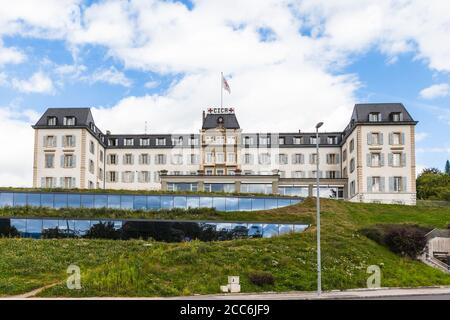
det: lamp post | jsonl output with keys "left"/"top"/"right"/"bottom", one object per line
{"left": 315, "top": 121, "right": 323, "bottom": 296}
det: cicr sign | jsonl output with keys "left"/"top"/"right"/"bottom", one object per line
{"left": 207, "top": 107, "right": 235, "bottom": 114}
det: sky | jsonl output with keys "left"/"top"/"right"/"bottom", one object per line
{"left": 0, "top": 0, "right": 449, "bottom": 187}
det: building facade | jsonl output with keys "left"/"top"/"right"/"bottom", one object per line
{"left": 32, "top": 103, "right": 417, "bottom": 205}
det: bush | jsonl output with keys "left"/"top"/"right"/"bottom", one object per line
{"left": 361, "top": 224, "right": 430, "bottom": 259}
{"left": 248, "top": 271, "right": 275, "bottom": 286}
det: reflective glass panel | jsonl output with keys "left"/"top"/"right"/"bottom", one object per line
{"left": 248, "top": 224, "right": 263, "bottom": 238}
{"left": 277, "top": 199, "right": 291, "bottom": 208}
{"left": 0, "top": 193, "right": 14, "bottom": 207}
{"left": 147, "top": 196, "right": 161, "bottom": 210}
{"left": 186, "top": 197, "right": 200, "bottom": 209}
{"left": 81, "top": 195, "right": 94, "bottom": 208}
{"left": 251, "top": 198, "right": 265, "bottom": 211}
{"left": 26, "top": 219, "right": 42, "bottom": 238}
{"left": 265, "top": 198, "right": 278, "bottom": 210}
{"left": 238, "top": 198, "right": 252, "bottom": 211}
{"left": 213, "top": 197, "right": 226, "bottom": 211}
{"left": 94, "top": 195, "right": 108, "bottom": 208}
{"left": 199, "top": 197, "right": 213, "bottom": 208}
{"left": 161, "top": 196, "right": 174, "bottom": 209}
{"left": 279, "top": 224, "right": 293, "bottom": 235}
{"left": 262, "top": 224, "right": 279, "bottom": 238}
{"left": 225, "top": 197, "right": 239, "bottom": 211}
{"left": 107, "top": 195, "right": 121, "bottom": 209}
{"left": 54, "top": 194, "right": 68, "bottom": 208}
{"left": 13, "top": 193, "right": 27, "bottom": 207}
{"left": 173, "top": 196, "right": 187, "bottom": 209}
{"left": 42, "top": 219, "right": 59, "bottom": 231}
{"left": 67, "top": 194, "right": 81, "bottom": 208}
{"left": 27, "top": 193, "right": 41, "bottom": 207}
{"left": 74, "top": 220, "right": 91, "bottom": 236}
{"left": 41, "top": 194, "right": 54, "bottom": 208}
{"left": 11, "top": 219, "right": 27, "bottom": 235}
{"left": 121, "top": 196, "right": 134, "bottom": 209}
{"left": 294, "top": 225, "right": 308, "bottom": 232}
{"left": 133, "top": 196, "right": 147, "bottom": 210}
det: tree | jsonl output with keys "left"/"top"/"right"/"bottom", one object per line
{"left": 421, "top": 167, "right": 441, "bottom": 175}
{"left": 445, "top": 160, "right": 450, "bottom": 175}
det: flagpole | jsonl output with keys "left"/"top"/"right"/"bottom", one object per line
{"left": 221, "top": 72, "right": 223, "bottom": 108}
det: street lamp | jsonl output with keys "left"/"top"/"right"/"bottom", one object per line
{"left": 315, "top": 121, "right": 323, "bottom": 296}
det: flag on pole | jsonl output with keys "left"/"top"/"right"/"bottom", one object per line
{"left": 222, "top": 73, "right": 231, "bottom": 94}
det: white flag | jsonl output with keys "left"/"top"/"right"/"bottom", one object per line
{"left": 222, "top": 74, "right": 231, "bottom": 94}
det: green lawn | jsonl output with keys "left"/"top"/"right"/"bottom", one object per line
{"left": 1, "top": 198, "right": 450, "bottom": 297}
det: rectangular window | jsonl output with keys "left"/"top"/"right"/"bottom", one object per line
{"left": 227, "top": 136, "right": 236, "bottom": 144}
{"left": 310, "top": 137, "right": 317, "bottom": 144}
{"left": 392, "top": 153, "right": 401, "bottom": 167}
{"left": 244, "top": 136, "right": 254, "bottom": 145}
{"left": 278, "top": 137, "right": 285, "bottom": 145}
{"left": 138, "top": 171, "right": 151, "bottom": 183}
{"left": 63, "top": 116, "right": 76, "bottom": 126}
{"left": 391, "top": 132, "right": 402, "bottom": 145}
{"left": 393, "top": 176, "right": 403, "bottom": 192}
{"left": 172, "top": 154, "right": 183, "bottom": 165}
{"left": 62, "top": 177, "right": 75, "bottom": 188}
{"left": 369, "top": 132, "right": 382, "bottom": 145}
{"left": 391, "top": 112, "right": 402, "bottom": 122}
{"left": 326, "top": 153, "right": 338, "bottom": 165}
{"left": 108, "top": 154, "right": 117, "bottom": 165}
{"left": 216, "top": 152, "right": 225, "bottom": 163}
{"left": 258, "top": 153, "right": 271, "bottom": 165}
{"left": 155, "top": 154, "right": 166, "bottom": 164}
{"left": 227, "top": 152, "right": 236, "bottom": 163}
{"left": 343, "top": 149, "right": 347, "bottom": 162}
{"left": 292, "top": 171, "right": 304, "bottom": 178}
{"left": 89, "top": 141, "right": 95, "bottom": 154}
{"left": 108, "top": 138, "right": 118, "bottom": 146}
{"left": 140, "top": 138, "right": 150, "bottom": 146}
{"left": 350, "top": 139, "right": 354, "bottom": 153}
{"left": 139, "top": 153, "right": 150, "bottom": 165}
{"left": 216, "top": 169, "right": 225, "bottom": 175}
{"left": 259, "top": 136, "right": 270, "bottom": 145}
{"left": 123, "top": 153, "right": 134, "bottom": 165}
{"left": 156, "top": 138, "right": 166, "bottom": 146}
{"left": 350, "top": 181, "right": 355, "bottom": 196}
{"left": 62, "top": 154, "right": 76, "bottom": 168}
{"left": 370, "top": 176, "right": 381, "bottom": 192}
{"left": 107, "top": 171, "right": 118, "bottom": 183}
{"left": 278, "top": 153, "right": 288, "bottom": 165}
{"left": 44, "top": 135, "right": 57, "bottom": 147}
{"left": 205, "top": 153, "right": 213, "bottom": 164}
{"left": 327, "top": 136, "right": 337, "bottom": 144}
{"left": 215, "top": 136, "right": 225, "bottom": 144}
{"left": 45, "top": 154, "right": 54, "bottom": 168}
{"left": 99, "top": 150, "right": 104, "bottom": 163}
{"left": 63, "top": 135, "right": 75, "bottom": 148}
{"left": 47, "top": 116, "right": 57, "bottom": 126}
{"left": 172, "top": 137, "right": 183, "bottom": 146}
{"left": 310, "top": 153, "right": 318, "bottom": 165}
{"left": 293, "top": 137, "right": 303, "bottom": 144}
{"left": 188, "top": 154, "right": 199, "bottom": 165}
{"left": 244, "top": 153, "right": 253, "bottom": 164}
{"left": 370, "top": 153, "right": 381, "bottom": 167}
{"left": 350, "top": 158, "right": 355, "bottom": 173}
{"left": 369, "top": 112, "right": 381, "bottom": 122}
{"left": 292, "top": 153, "right": 304, "bottom": 164}
{"left": 188, "top": 137, "right": 199, "bottom": 146}
{"left": 89, "top": 160, "right": 95, "bottom": 174}
{"left": 122, "top": 171, "right": 135, "bottom": 183}
{"left": 123, "top": 138, "right": 134, "bottom": 146}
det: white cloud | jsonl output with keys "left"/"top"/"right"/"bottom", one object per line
{"left": 417, "top": 147, "right": 450, "bottom": 154}
{"left": 144, "top": 80, "right": 159, "bottom": 89}
{"left": 90, "top": 67, "right": 132, "bottom": 87}
{"left": 415, "top": 132, "right": 429, "bottom": 142}
{"left": 0, "top": 107, "right": 38, "bottom": 187}
{"left": 419, "top": 83, "right": 450, "bottom": 99}
{"left": 11, "top": 71, "right": 54, "bottom": 94}
{"left": 0, "top": 44, "right": 26, "bottom": 65}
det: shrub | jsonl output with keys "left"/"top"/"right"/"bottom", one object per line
{"left": 248, "top": 271, "right": 275, "bottom": 286}
{"left": 361, "top": 224, "right": 430, "bottom": 259}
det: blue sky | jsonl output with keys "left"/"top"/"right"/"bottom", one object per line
{"left": 0, "top": 0, "right": 449, "bottom": 186}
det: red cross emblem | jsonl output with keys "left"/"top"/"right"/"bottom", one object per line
{"left": 208, "top": 108, "right": 213, "bottom": 113}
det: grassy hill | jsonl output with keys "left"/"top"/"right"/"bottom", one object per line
{"left": 1, "top": 198, "right": 450, "bottom": 297}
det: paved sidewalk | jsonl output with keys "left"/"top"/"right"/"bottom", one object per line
{"left": 4, "top": 286, "right": 450, "bottom": 300}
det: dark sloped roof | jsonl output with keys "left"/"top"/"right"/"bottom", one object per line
{"left": 202, "top": 113, "right": 240, "bottom": 129}
{"left": 351, "top": 103, "right": 415, "bottom": 122}
{"left": 33, "top": 108, "right": 94, "bottom": 127}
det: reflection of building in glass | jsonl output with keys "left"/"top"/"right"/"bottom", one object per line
{"left": 32, "top": 103, "right": 417, "bottom": 204}
{"left": 2, "top": 218, "right": 308, "bottom": 242}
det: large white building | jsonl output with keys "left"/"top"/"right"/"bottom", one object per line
{"left": 32, "top": 103, "right": 417, "bottom": 205}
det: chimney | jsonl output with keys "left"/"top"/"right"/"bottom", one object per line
{"left": 106, "top": 130, "right": 111, "bottom": 135}
{"left": 202, "top": 111, "right": 206, "bottom": 123}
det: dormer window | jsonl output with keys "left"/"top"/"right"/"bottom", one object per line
{"left": 156, "top": 138, "right": 166, "bottom": 146}
{"left": 108, "top": 138, "right": 118, "bottom": 146}
{"left": 293, "top": 137, "right": 303, "bottom": 144}
{"left": 140, "top": 138, "right": 150, "bottom": 146}
{"left": 391, "top": 112, "right": 403, "bottom": 122}
{"left": 368, "top": 112, "right": 381, "bottom": 122}
{"left": 310, "top": 136, "right": 318, "bottom": 144}
{"left": 47, "top": 116, "right": 57, "bottom": 126}
{"left": 63, "top": 116, "right": 76, "bottom": 126}
{"left": 124, "top": 138, "right": 134, "bottom": 146}
{"left": 327, "top": 136, "right": 337, "bottom": 144}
